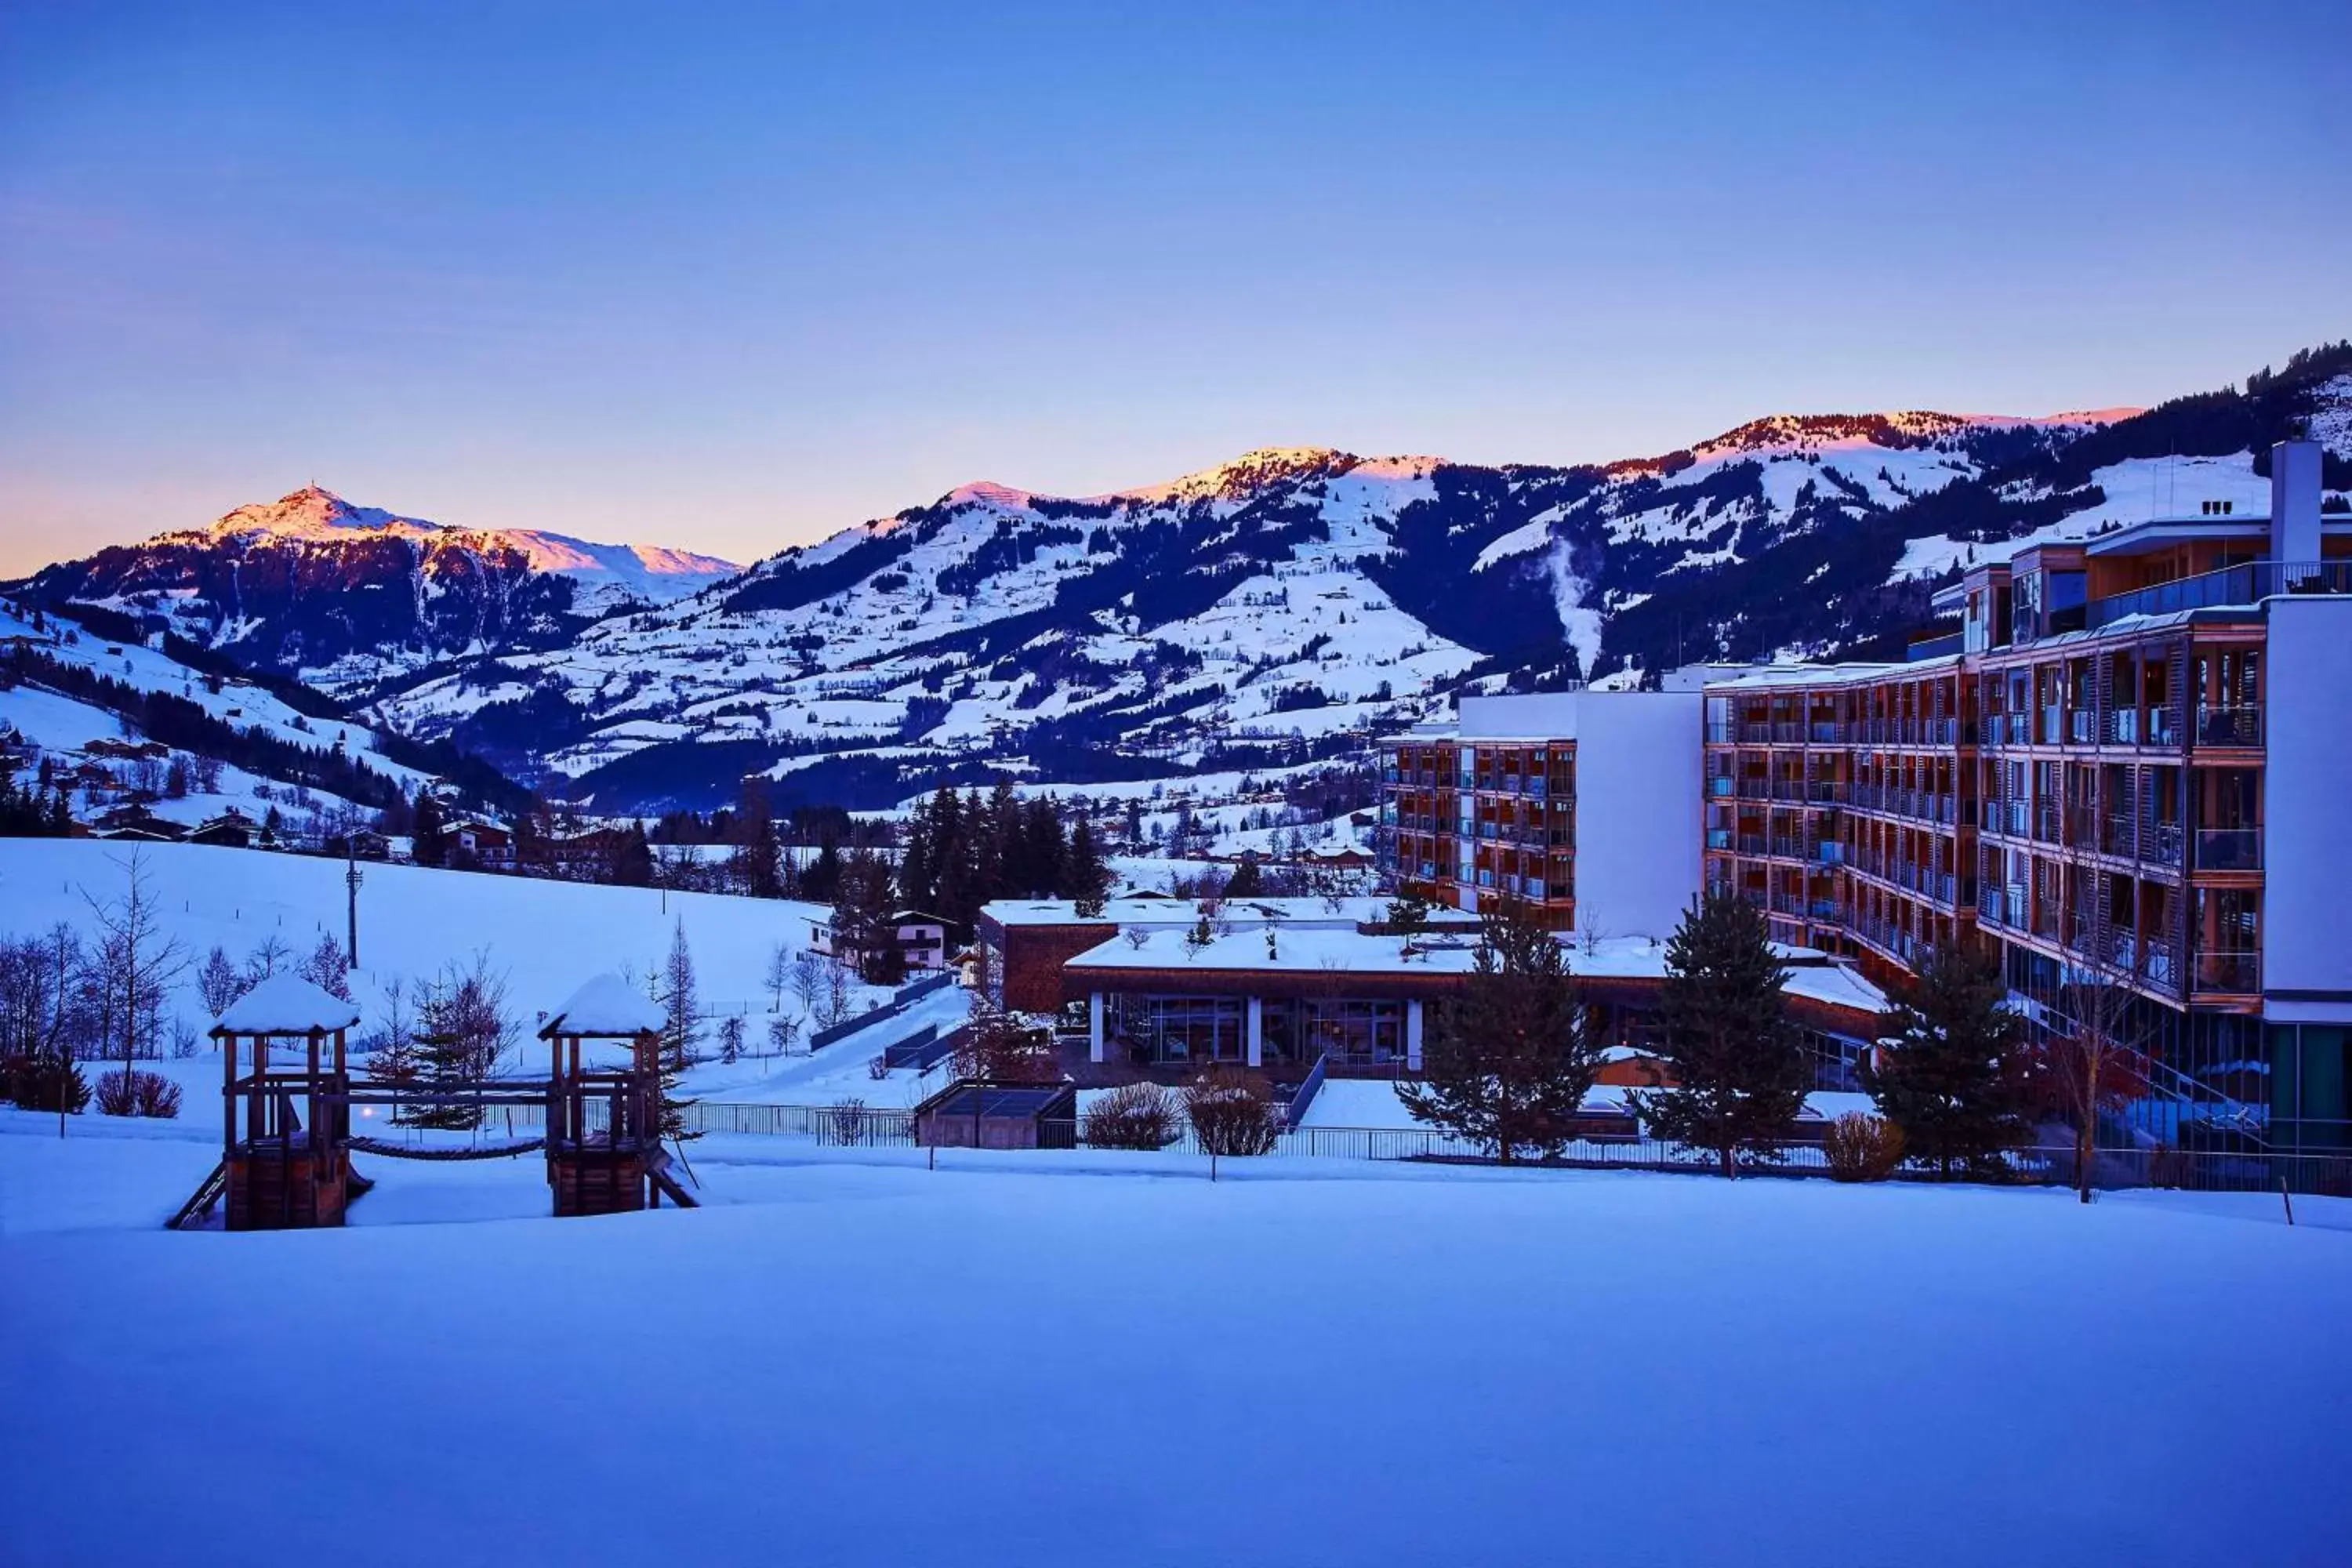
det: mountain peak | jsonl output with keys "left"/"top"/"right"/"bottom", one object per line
{"left": 1103, "top": 445, "right": 1363, "bottom": 506}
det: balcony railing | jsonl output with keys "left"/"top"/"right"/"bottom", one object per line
{"left": 2195, "top": 706, "right": 2263, "bottom": 748}
{"left": 2194, "top": 828, "right": 2262, "bottom": 872}
{"left": 2087, "top": 559, "right": 2352, "bottom": 629}
{"left": 2193, "top": 950, "right": 2261, "bottom": 995}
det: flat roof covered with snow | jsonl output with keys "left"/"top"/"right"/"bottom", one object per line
{"left": 980, "top": 895, "right": 1409, "bottom": 929}
{"left": 1068, "top": 927, "right": 1886, "bottom": 1018}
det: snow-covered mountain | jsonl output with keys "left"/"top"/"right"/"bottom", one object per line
{"left": 16, "top": 343, "right": 2350, "bottom": 815}
{"left": 0, "top": 597, "right": 524, "bottom": 840}
{"left": 11, "top": 487, "right": 736, "bottom": 698}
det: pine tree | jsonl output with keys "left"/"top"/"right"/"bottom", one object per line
{"left": 833, "top": 848, "right": 901, "bottom": 983}
{"left": 412, "top": 957, "right": 513, "bottom": 1131}
{"left": 897, "top": 789, "right": 941, "bottom": 913}
{"left": 985, "top": 779, "right": 1021, "bottom": 898}
{"left": 1223, "top": 854, "right": 1264, "bottom": 898}
{"left": 801, "top": 840, "right": 842, "bottom": 903}
{"left": 1629, "top": 891, "right": 1809, "bottom": 1178}
{"left": 1399, "top": 900, "right": 1602, "bottom": 1163}
{"left": 657, "top": 917, "right": 703, "bottom": 1072}
{"left": 1385, "top": 890, "right": 1432, "bottom": 955}
{"left": 1861, "top": 946, "right": 2032, "bottom": 1178}
{"left": 1065, "top": 818, "right": 1112, "bottom": 916}
{"left": 407, "top": 792, "right": 445, "bottom": 866}
{"left": 731, "top": 804, "right": 783, "bottom": 898}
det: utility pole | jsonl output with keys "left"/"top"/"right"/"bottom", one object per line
{"left": 345, "top": 815, "right": 364, "bottom": 969}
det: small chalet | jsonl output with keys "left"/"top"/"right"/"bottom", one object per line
{"left": 450, "top": 820, "right": 516, "bottom": 868}
{"left": 189, "top": 810, "right": 255, "bottom": 849}
{"left": 809, "top": 909, "right": 954, "bottom": 973}
{"left": 324, "top": 826, "right": 391, "bottom": 861}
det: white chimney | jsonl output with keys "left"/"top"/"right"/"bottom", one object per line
{"left": 2270, "top": 438, "right": 2322, "bottom": 566}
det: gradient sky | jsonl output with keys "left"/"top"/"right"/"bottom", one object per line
{"left": 3, "top": 1, "right": 2348, "bottom": 576}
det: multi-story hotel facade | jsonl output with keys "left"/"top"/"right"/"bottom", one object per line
{"left": 1379, "top": 690, "right": 1702, "bottom": 938}
{"left": 1385, "top": 441, "right": 2352, "bottom": 1152}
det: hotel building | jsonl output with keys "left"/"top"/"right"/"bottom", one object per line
{"left": 1697, "top": 441, "right": 2351, "bottom": 1151}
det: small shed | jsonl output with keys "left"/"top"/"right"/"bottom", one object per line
{"left": 915, "top": 1079, "right": 1078, "bottom": 1151}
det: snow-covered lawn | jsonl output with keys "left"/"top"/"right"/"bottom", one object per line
{"left": 3, "top": 1114, "right": 2347, "bottom": 1566}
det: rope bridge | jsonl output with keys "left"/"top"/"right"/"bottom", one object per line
{"left": 344, "top": 1136, "right": 546, "bottom": 1161}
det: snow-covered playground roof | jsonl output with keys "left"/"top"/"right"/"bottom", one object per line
{"left": 209, "top": 973, "right": 364, "bottom": 1037}
{"left": 539, "top": 973, "right": 667, "bottom": 1038}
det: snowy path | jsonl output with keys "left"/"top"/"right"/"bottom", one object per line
{"left": 3, "top": 1115, "right": 2350, "bottom": 1566}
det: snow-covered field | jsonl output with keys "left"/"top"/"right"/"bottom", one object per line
{"left": 2, "top": 1111, "right": 2347, "bottom": 1567}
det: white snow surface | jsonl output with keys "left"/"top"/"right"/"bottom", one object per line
{"left": 2, "top": 1111, "right": 2347, "bottom": 1566}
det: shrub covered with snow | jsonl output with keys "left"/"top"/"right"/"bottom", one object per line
{"left": 1184, "top": 1066, "right": 1282, "bottom": 1156}
{"left": 1822, "top": 1112, "right": 1904, "bottom": 1182}
{"left": 1081, "top": 1081, "right": 1178, "bottom": 1150}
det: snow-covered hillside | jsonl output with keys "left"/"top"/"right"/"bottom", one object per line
{"left": 366, "top": 419, "right": 2117, "bottom": 811}
{"left": 0, "top": 837, "right": 850, "bottom": 1053}
{"left": 0, "top": 599, "right": 467, "bottom": 834}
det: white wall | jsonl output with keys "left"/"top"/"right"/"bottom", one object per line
{"left": 1573, "top": 692, "right": 1702, "bottom": 942}
{"left": 1456, "top": 692, "right": 1584, "bottom": 739}
{"left": 2262, "top": 597, "right": 2352, "bottom": 1021}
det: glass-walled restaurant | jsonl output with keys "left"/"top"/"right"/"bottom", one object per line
{"left": 1102, "top": 993, "right": 1410, "bottom": 1069}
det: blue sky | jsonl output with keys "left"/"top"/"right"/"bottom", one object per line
{"left": 2, "top": 1, "right": 2347, "bottom": 574}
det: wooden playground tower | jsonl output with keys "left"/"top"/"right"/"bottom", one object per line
{"left": 175, "top": 972, "right": 695, "bottom": 1232}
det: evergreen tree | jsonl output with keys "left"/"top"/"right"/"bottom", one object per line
{"left": 1065, "top": 818, "right": 1113, "bottom": 916}
{"left": 983, "top": 779, "right": 1020, "bottom": 898}
{"left": 1399, "top": 900, "right": 1602, "bottom": 1163}
{"left": 801, "top": 839, "right": 843, "bottom": 904}
{"left": 1222, "top": 854, "right": 1264, "bottom": 898}
{"left": 606, "top": 822, "right": 654, "bottom": 887}
{"left": 657, "top": 917, "right": 704, "bottom": 1072}
{"left": 897, "top": 789, "right": 942, "bottom": 913}
{"left": 1862, "top": 946, "right": 2032, "bottom": 1178}
{"left": 833, "top": 848, "right": 902, "bottom": 984}
{"left": 411, "top": 956, "right": 514, "bottom": 1131}
{"left": 730, "top": 803, "right": 783, "bottom": 898}
{"left": 409, "top": 791, "right": 447, "bottom": 867}
{"left": 1019, "top": 796, "right": 1066, "bottom": 898}
{"left": 1629, "top": 891, "right": 1809, "bottom": 1178}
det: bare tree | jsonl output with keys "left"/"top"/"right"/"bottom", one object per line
{"left": 789, "top": 949, "right": 826, "bottom": 1019}
{"left": 243, "top": 934, "right": 291, "bottom": 984}
{"left": 195, "top": 945, "right": 243, "bottom": 1020}
{"left": 2031, "top": 825, "right": 2163, "bottom": 1203}
{"left": 764, "top": 941, "right": 793, "bottom": 1013}
{"left": 80, "top": 849, "right": 189, "bottom": 1115}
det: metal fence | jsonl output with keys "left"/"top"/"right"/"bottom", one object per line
{"left": 627, "top": 1097, "right": 2352, "bottom": 1195}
